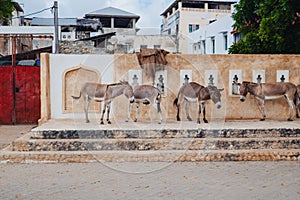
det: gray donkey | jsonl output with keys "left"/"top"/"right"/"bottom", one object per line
{"left": 72, "top": 81, "right": 134, "bottom": 124}
{"left": 126, "top": 85, "right": 162, "bottom": 124}
{"left": 174, "top": 82, "right": 223, "bottom": 124}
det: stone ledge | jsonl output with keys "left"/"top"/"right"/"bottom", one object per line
{"left": 0, "top": 149, "right": 299, "bottom": 163}
{"left": 12, "top": 137, "right": 300, "bottom": 151}
{"left": 29, "top": 128, "right": 300, "bottom": 139}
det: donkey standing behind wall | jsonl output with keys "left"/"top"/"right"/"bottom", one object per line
{"left": 72, "top": 81, "right": 134, "bottom": 124}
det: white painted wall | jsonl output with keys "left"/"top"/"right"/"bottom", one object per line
{"left": 188, "top": 15, "right": 235, "bottom": 54}
{"left": 50, "top": 54, "right": 114, "bottom": 119}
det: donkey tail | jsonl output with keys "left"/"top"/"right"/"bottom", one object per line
{"left": 71, "top": 92, "right": 81, "bottom": 100}
{"left": 173, "top": 97, "right": 178, "bottom": 106}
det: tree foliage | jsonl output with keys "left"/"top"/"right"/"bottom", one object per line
{"left": 229, "top": 0, "right": 300, "bottom": 54}
{"left": 0, "top": 0, "right": 15, "bottom": 25}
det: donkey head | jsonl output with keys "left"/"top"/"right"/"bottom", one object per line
{"left": 120, "top": 81, "right": 135, "bottom": 103}
{"left": 239, "top": 81, "right": 251, "bottom": 102}
{"left": 208, "top": 86, "right": 224, "bottom": 109}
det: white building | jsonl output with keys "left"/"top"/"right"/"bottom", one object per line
{"left": 160, "top": 0, "right": 238, "bottom": 53}
{"left": 188, "top": 15, "right": 240, "bottom": 54}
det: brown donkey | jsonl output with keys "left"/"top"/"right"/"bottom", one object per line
{"left": 173, "top": 82, "right": 223, "bottom": 124}
{"left": 72, "top": 81, "right": 134, "bottom": 124}
{"left": 238, "top": 81, "right": 297, "bottom": 121}
{"left": 126, "top": 85, "right": 162, "bottom": 124}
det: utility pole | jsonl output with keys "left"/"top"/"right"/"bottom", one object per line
{"left": 53, "top": 1, "right": 59, "bottom": 53}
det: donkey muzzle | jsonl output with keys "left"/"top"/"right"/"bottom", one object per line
{"left": 240, "top": 96, "right": 245, "bottom": 102}
{"left": 129, "top": 96, "right": 135, "bottom": 103}
{"left": 216, "top": 102, "right": 222, "bottom": 109}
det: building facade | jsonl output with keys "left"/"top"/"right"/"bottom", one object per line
{"left": 160, "top": 0, "right": 237, "bottom": 53}
{"left": 188, "top": 15, "right": 241, "bottom": 54}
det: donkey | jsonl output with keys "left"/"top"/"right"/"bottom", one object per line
{"left": 72, "top": 81, "right": 134, "bottom": 124}
{"left": 126, "top": 85, "right": 162, "bottom": 124}
{"left": 173, "top": 82, "right": 224, "bottom": 124}
{"left": 238, "top": 81, "right": 297, "bottom": 121}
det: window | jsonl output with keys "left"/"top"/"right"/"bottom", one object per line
{"left": 223, "top": 33, "right": 228, "bottom": 50}
{"left": 211, "top": 37, "right": 215, "bottom": 54}
{"left": 201, "top": 40, "right": 206, "bottom": 54}
{"left": 189, "top": 24, "right": 193, "bottom": 33}
{"left": 188, "top": 24, "right": 200, "bottom": 33}
{"left": 140, "top": 45, "right": 147, "bottom": 49}
{"left": 234, "top": 33, "right": 241, "bottom": 43}
{"left": 154, "top": 45, "right": 161, "bottom": 49}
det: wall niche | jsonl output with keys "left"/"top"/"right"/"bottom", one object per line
{"left": 63, "top": 64, "right": 100, "bottom": 113}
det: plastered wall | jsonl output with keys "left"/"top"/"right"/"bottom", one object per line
{"left": 40, "top": 53, "right": 300, "bottom": 124}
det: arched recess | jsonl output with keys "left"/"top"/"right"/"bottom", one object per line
{"left": 63, "top": 64, "right": 100, "bottom": 113}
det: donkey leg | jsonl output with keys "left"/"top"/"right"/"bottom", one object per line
{"left": 134, "top": 102, "right": 140, "bottom": 122}
{"left": 296, "top": 95, "right": 300, "bottom": 118}
{"left": 176, "top": 96, "right": 184, "bottom": 121}
{"left": 185, "top": 101, "right": 192, "bottom": 121}
{"left": 156, "top": 102, "right": 162, "bottom": 124}
{"left": 202, "top": 102, "right": 208, "bottom": 123}
{"left": 197, "top": 102, "right": 201, "bottom": 124}
{"left": 106, "top": 102, "right": 112, "bottom": 124}
{"left": 100, "top": 102, "right": 106, "bottom": 124}
{"left": 285, "top": 96, "right": 295, "bottom": 121}
{"left": 84, "top": 96, "right": 91, "bottom": 123}
{"left": 176, "top": 104, "right": 181, "bottom": 121}
{"left": 126, "top": 103, "right": 133, "bottom": 122}
{"left": 259, "top": 100, "right": 266, "bottom": 121}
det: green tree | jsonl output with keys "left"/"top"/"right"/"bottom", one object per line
{"left": 229, "top": 0, "right": 300, "bottom": 54}
{"left": 0, "top": 0, "right": 15, "bottom": 25}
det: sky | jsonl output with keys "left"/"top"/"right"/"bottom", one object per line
{"left": 17, "top": 0, "right": 174, "bottom": 28}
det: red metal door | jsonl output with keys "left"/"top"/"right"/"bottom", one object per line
{"left": 0, "top": 66, "right": 40, "bottom": 124}
{"left": 15, "top": 66, "right": 40, "bottom": 124}
{"left": 0, "top": 66, "right": 14, "bottom": 124}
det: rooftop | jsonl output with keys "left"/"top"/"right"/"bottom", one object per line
{"left": 86, "top": 6, "right": 140, "bottom": 20}
{"left": 31, "top": 17, "right": 77, "bottom": 26}
{"left": 161, "top": 0, "right": 238, "bottom": 16}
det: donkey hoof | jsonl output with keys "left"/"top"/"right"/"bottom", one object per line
{"left": 125, "top": 119, "right": 129, "bottom": 122}
{"left": 187, "top": 117, "right": 193, "bottom": 121}
{"left": 176, "top": 117, "right": 181, "bottom": 121}
{"left": 134, "top": 119, "right": 137, "bottom": 122}
{"left": 197, "top": 119, "right": 201, "bottom": 124}
{"left": 260, "top": 118, "right": 265, "bottom": 121}
{"left": 86, "top": 120, "right": 90, "bottom": 123}
{"left": 203, "top": 119, "right": 208, "bottom": 123}
{"left": 107, "top": 121, "right": 112, "bottom": 124}
{"left": 100, "top": 121, "right": 104, "bottom": 125}
{"left": 158, "top": 121, "right": 162, "bottom": 124}
{"left": 287, "top": 118, "right": 293, "bottom": 121}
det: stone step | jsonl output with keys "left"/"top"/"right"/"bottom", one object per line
{"left": 29, "top": 128, "right": 300, "bottom": 139}
{"left": 12, "top": 136, "right": 300, "bottom": 151}
{"left": 1, "top": 149, "right": 299, "bottom": 163}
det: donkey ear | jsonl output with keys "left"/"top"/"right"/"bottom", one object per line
{"left": 218, "top": 88, "right": 224, "bottom": 92}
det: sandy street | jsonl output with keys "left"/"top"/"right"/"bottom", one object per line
{"left": 0, "top": 161, "right": 299, "bottom": 200}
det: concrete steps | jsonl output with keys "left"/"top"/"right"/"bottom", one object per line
{"left": 1, "top": 120, "right": 300, "bottom": 163}
{"left": 12, "top": 137, "right": 300, "bottom": 151}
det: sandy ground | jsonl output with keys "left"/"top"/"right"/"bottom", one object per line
{"left": 0, "top": 125, "right": 35, "bottom": 149}
{"left": 0, "top": 124, "right": 299, "bottom": 199}
{"left": 0, "top": 162, "right": 299, "bottom": 200}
